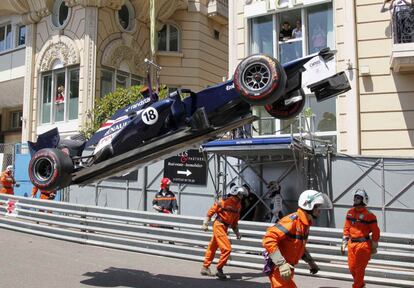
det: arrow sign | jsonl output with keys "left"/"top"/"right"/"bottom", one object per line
{"left": 177, "top": 169, "right": 192, "bottom": 177}
{"left": 164, "top": 149, "right": 207, "bottom": 185}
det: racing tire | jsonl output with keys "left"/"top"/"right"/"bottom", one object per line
{"left": 265, "top": 89, "right": 306, "bottom": 120}
{"left": 234, "top": 54, "right": 287, "bottom": 106}
{"left": 28, "top": 148, "right": 73, "bottom": 191}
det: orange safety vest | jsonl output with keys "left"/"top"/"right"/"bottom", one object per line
{"left": 263, "top": 208, "right": 311, "bottom": 266}
{"left": 207, "top": 196, "right": 241, "bottom": 229}
{"left": 343, "top": 207, "right": 380, "bottom": 242}
{"left": 0, "top": 171, "right": 15, "bottom": 194}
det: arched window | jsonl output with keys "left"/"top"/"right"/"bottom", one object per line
{"left": 52, "top": 0, "right": 70, "bottom": 28}
{"left": 158, "top": 24, "right": 179, "bottom": 52}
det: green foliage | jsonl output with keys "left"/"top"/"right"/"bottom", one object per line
{"left": 81, "top": 84, "right": 168, "bottom": 139}
{"left": 303, "top": 107, "right": 313, "bottom": 118}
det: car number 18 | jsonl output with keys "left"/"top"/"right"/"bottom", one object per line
{"left": 142, "top": 107, "right": 159, "bottom": 125}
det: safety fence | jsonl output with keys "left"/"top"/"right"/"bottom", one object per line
{"left": 0, "top": 195, "right": 413, "bottom": 287}
{"left": 0, "top": 143, "right": 15, "bottom": 172}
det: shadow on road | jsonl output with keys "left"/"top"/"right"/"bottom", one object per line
{"left": 81, "top": 267, "right": 269, "bottom": 288}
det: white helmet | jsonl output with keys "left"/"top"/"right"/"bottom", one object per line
{"left": 6, "top": 165, "right": 13, "bottom": 172}
{"left": 228, "top": 186, "right": 248, "bottom": 197}
{"left": 354, "top": 188, "right": 369, "bottom": 205}
{"left": 298, "top": 190, "right": 333, "bottom": 211}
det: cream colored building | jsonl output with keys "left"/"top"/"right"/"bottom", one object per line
{"left": 0, "top": 0, "right": 229, "bottom": 143}
{"left": 229, "top": 0, "right": 414, "bottom": 157}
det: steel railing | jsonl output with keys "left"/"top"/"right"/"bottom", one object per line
{"left": 0, "top": 194, "right": 413, "bottom": 287}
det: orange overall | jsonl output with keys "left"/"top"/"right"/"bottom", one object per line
{"left": 202, "top": 196, "right": 241, "bottom": 270}
{"left": 0, "top": 171, "right": 15, "bottom": 195}
{"left": 31, "top": 187, "right": 56, "bottom": 200}
{"left": 343, "top": 207, "right": 380, "bottom": 288}
{"left": 263, "top": 209, "right": 311, "bottom": 288}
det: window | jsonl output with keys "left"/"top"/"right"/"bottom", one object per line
{"left": 158, "top": 24, "right": 179, "bottom": 52}
{"left": 17, "top": 25, "right": 26, "bottom": 46}
{"left": 0, "top": 24, "right": 12, "bottom": 52}
{"left": 100, "top": 68, "right": 144, "bottom": 97}
{"left": 249, "top": 3, "right": 336, "bottom": 142}
{"left": 52, "top": 0, "right": 70, "bottom": 28}
{"left": 117, "top": 1, "right": 135, "bottom": 31}
{"left": 307, "top": 3, "right": 334, "bottom": 54}
{"left": 40, "top": 67, "right": 79, "bottom": 125}
{"left": 278, "top": 10, "right": 302, "bottom": 64}
{"left": 10, "top": 111, "right": 22, "bottom": 129}
{"left": 250, "top": 15, "right": 273, "bottom": 56}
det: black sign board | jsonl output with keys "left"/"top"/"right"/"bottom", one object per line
{"left": 164, "top": 149, "right": 207, "bottom": 185}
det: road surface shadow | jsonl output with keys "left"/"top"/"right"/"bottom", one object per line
{"left": 81, "top": 267, "right": 269, "bottom": 288}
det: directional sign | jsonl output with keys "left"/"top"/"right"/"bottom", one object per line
{"left": 163, "top": 149, "right": 207, "bottom": 185}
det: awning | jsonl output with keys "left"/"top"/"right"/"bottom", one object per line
{"left": 201, "top": 137, "right": 310, "bottom": 161}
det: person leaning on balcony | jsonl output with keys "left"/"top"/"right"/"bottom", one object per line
{"left": 0, "top": 165, "right": 17, "bottom": 195}
{"left": 341, "top": 188, "right": 380, "bottom": 288}
{"left": 279, "top": 21, "right": 292, "bottom": 41}
{"left": 292, "top": 20, "right": 302, "bottom": 39}
{"left": 262, "top": 190, "right": 333, "bottom": 288}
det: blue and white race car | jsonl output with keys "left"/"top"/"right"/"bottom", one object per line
{"left": 28, "top": 49, "right": 350, "bottom": 191}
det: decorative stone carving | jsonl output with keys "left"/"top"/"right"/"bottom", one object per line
{"left": 2, "top": 0, "right": 51, "bottom": 23}
{"left": 136, "top": 0, "right": 188, "bottom": 24}
{"left": 64, "top": 0, "right": 123, "bottom": 10}
{"left": 102, "top": 39, "right": 146, "bottom": 76}
{"left": 37, "top": 36, "right": 80, "bottom": 72}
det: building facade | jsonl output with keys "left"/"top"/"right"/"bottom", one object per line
{"left": 229, "top": 0, "right": 414, "bottom": 157}
{"left": 0, "top": 0, "right": 229, "bottom": 143}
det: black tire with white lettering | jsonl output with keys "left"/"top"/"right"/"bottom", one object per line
{"left": 234, "top": 54, "right": 287, "bottom": 106}
{"left": 28, "top": 148, "right": 73, "bottom": 191}
{"left": 265, "top": 89, "right": 306, "bottom": 119}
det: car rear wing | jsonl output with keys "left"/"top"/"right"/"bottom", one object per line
{"left": 307, "top": 71, "right": 351, "bottom": 102}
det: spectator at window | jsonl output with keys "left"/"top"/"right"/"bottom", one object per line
{"left": 279, "top": 21, "right": 292, "bottom": 41}
{"left": 317, "top": 112, "right": 336, "bottom": 132}
{"left": 292, "top": 20, "right": 302, "bottom": 39}
{"left": 56, "top": 84, "right": 65, "bottom": 104}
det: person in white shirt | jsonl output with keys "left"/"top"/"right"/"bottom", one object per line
{"left": 292, "top": 20, "right": 302, "bottom": 39}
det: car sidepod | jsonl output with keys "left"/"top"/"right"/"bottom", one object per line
{"left": 110, "top": 99, "right": 174, "bottom": 157}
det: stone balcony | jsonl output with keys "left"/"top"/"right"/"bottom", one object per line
{"left": 207, "top": 0, "right": 228, "bottom": 25}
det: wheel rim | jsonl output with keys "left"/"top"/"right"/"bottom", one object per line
{"left": 33, "top": 157, "right": 54, "bottom": 182}
{"left": 242, "top": 62, "right": 271, "bottom": 92}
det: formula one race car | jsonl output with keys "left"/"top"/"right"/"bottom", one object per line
{"left": 28, "top": 48, "right": 350, "bottom": 191}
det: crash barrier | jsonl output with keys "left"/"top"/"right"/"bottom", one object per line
{"left": 0, "top": 195, "right": 413, "bottom": 287}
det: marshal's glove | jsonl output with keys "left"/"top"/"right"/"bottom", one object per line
{"left": 341, "top": 236, "right": 349, "bottom": 255}
{"left": 269, "top": 249, "right": 293, "bottom": 281}
{"left": 308, "top": 261, "right": 319, "bottom": 274}
{"left": 201, "top": 217, "right": 210, "bottom": 232}
{"left": 302, "top": 250, "right": 319, "bottom": 275}
{"left": 233, "top": 227, "right": 242, "bottom": 240}
{"left": 371, "top": 241, "right": 378, "bottom": 255}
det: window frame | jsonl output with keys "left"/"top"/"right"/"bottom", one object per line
{"left": 39, "top": 65, "right": 80, "bottom": 125}
{"left": 249, "top": 3, "right": 336, "bottom": 142}
{"left": 10, "top": 111, "right": 23, "bottom": 129}
{"left": 157, "top": 23, "right": 180, "bottom": 52}
{"left": 100, "top": 67, "right": 144, "bottom": 97}
{"left": 116, "top": 0, "right": 136, "bottom": 32}
{"left": 51, "top": 0, "right": 71, "bottom": 29}
{"left": 16, "top": 25, "right": 26, "bottom": 47}
{"left": 0, "top": 23, "right": 12, "bottom": 52}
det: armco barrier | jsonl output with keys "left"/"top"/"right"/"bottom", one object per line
{"left": 0, "top": 195, "right": 413, "bottom": 287}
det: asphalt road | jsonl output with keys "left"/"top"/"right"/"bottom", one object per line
{"left": 0, "top": 228, "right": 391, "bottom": 288}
